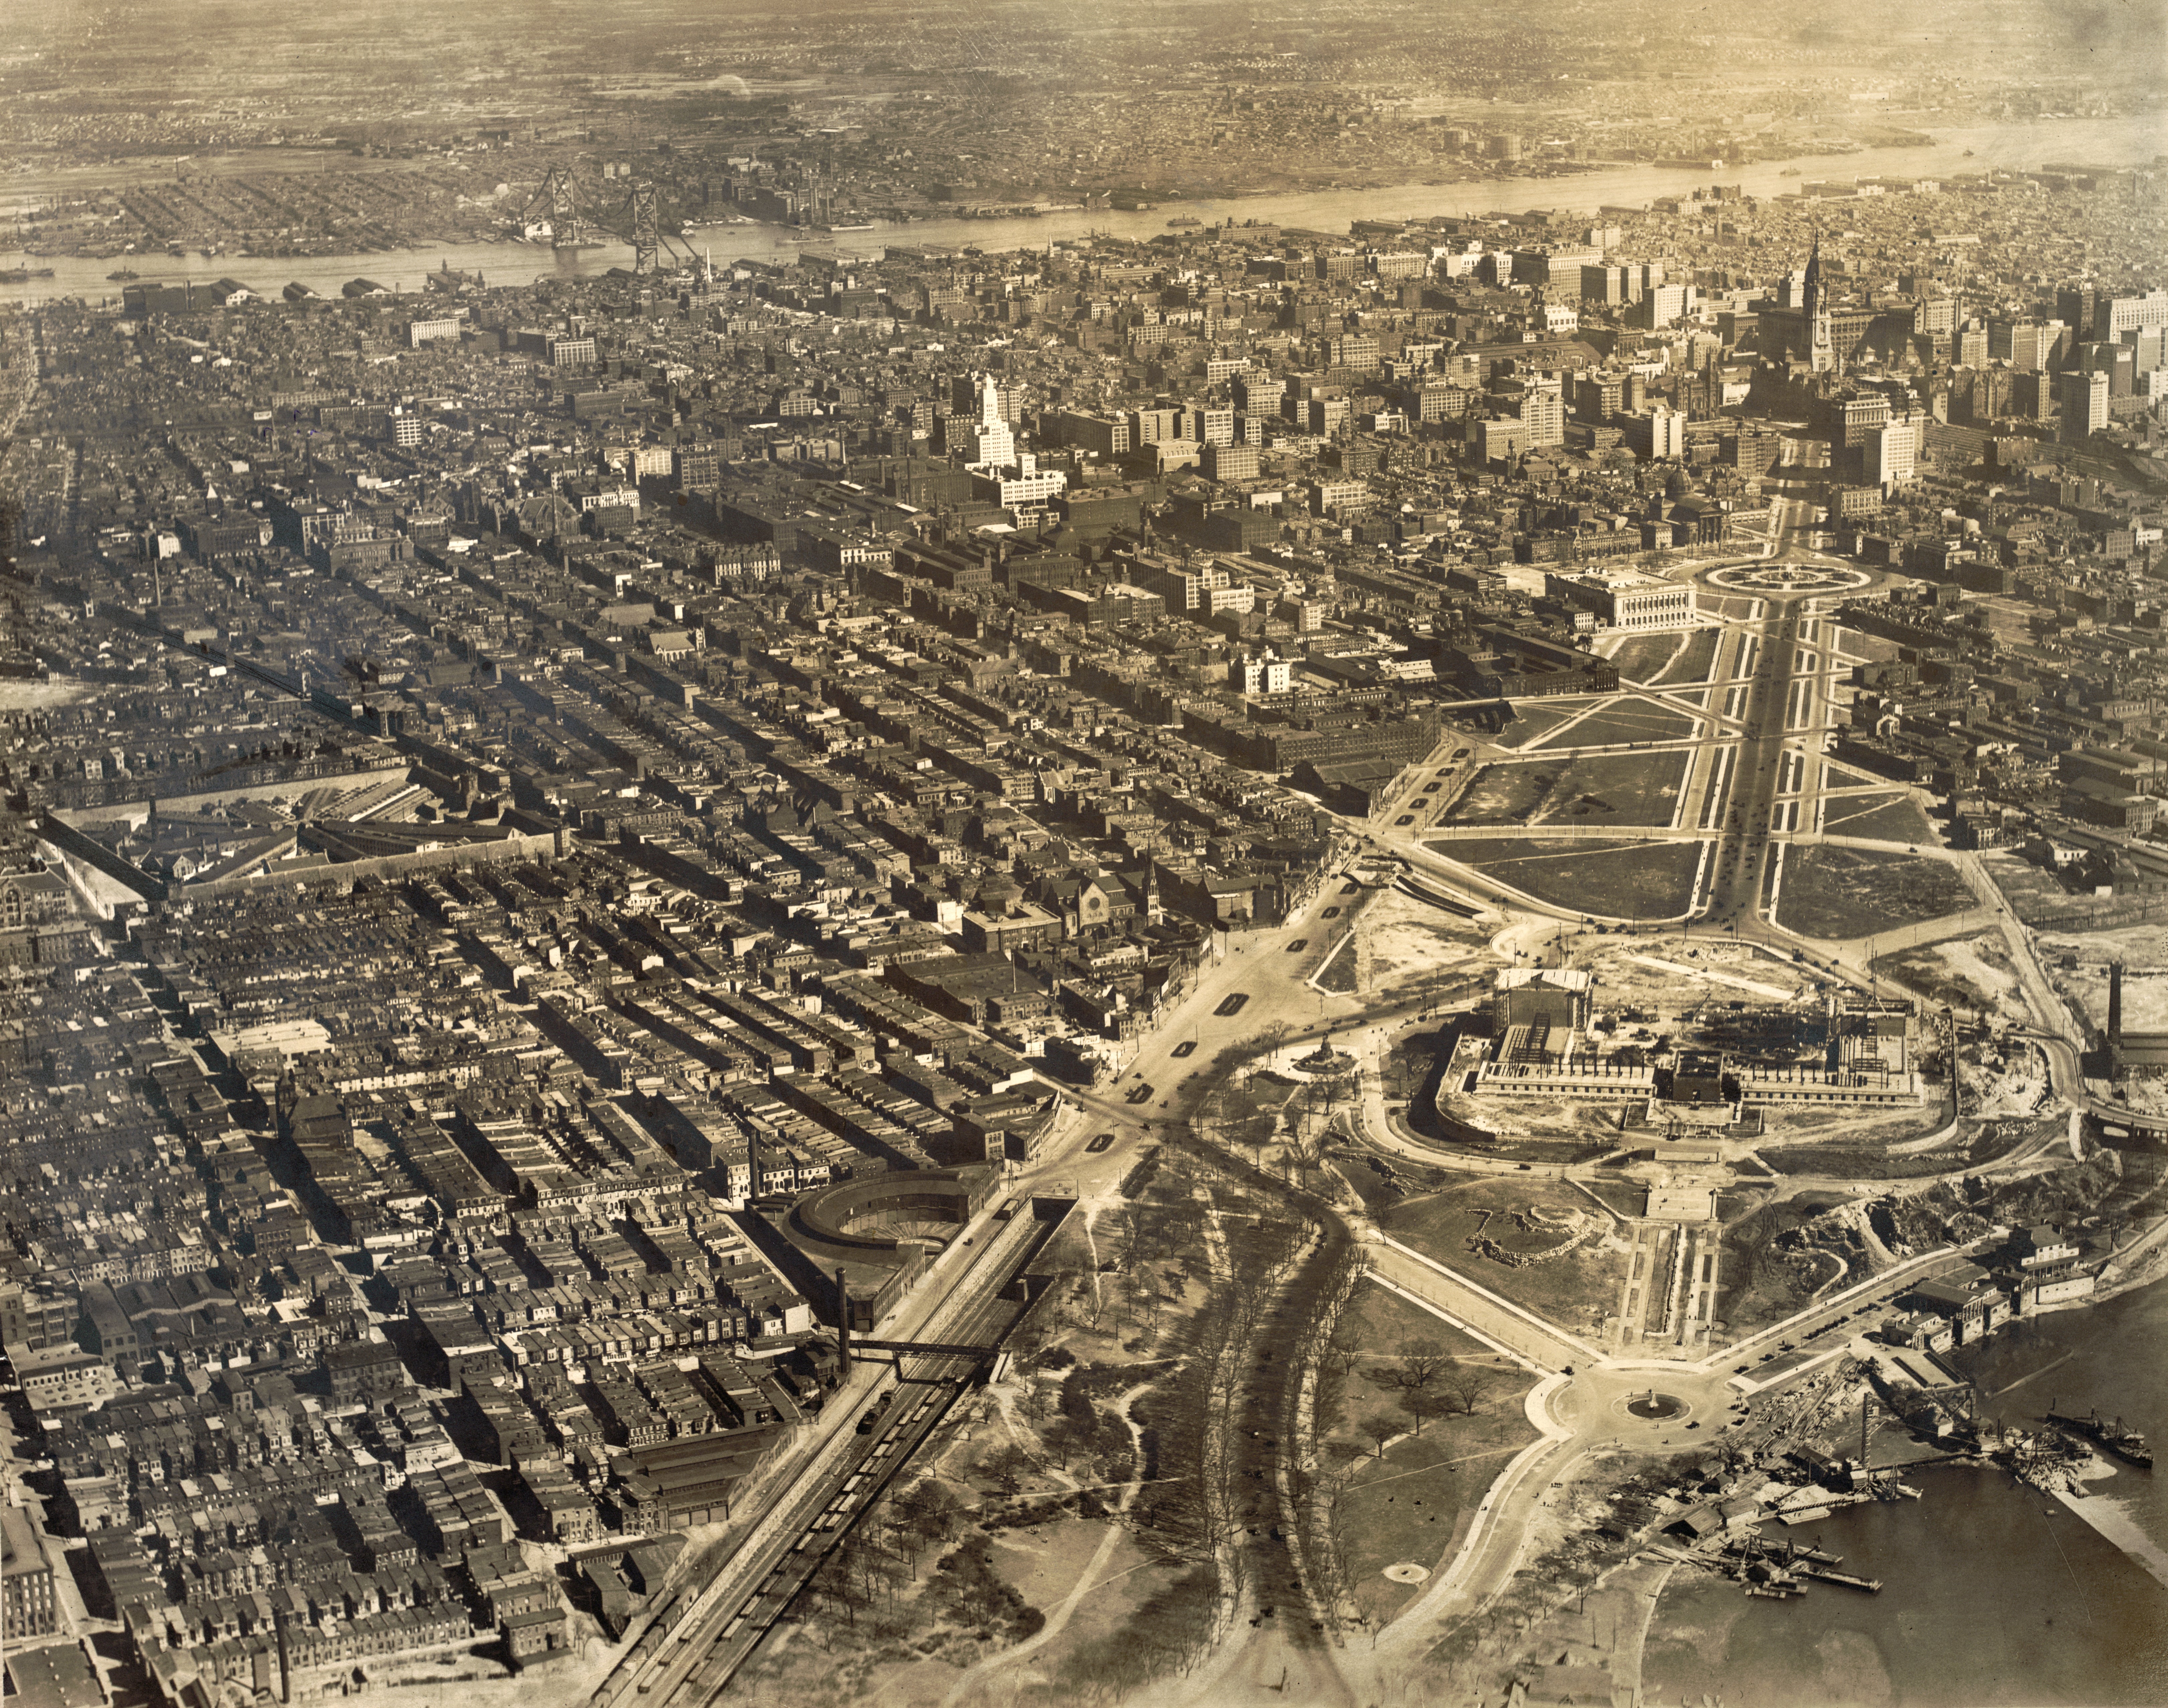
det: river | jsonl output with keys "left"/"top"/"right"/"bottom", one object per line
{"left": 1643, "top": 1278, "right": 2168, "bottom": 1708}
{"left": 0, "top": 114, "right": 2157, "bottom": 310}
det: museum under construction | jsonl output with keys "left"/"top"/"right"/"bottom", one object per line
{"left": 1449, "top": 966, "right": 1926, "bottom": 1120}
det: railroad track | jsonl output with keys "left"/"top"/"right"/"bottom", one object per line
{"left": 630, "top": 1202, "right": 1057, "bottom": 1706}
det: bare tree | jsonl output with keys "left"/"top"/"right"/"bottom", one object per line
{"left": 1125, "top": 1267, "right": 1163, "bottom": 1341}
{"left": 1389, "top": 1337, "right": 1449, "bottom": 1393}
{"left": 1402, "top": 1389, "right": 1454, "bottom": 1437}
{"left": 1043, "top": 1410, "right": 1095, "bottom": 1472}
{"left": 980, "top": 1444, "right": 1032, "bottom": 1495}
{"left": 1443, "top": 1360, "right": 1494, "bottom": 1416}
{"left": 1362, "top": 1413, "right": 1401, "bottom": 1459}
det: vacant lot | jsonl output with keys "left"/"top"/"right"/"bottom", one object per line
{"left": 1550, "top": 698, "right": 1701, "bottom": 748}
{"left": 1443, "top": 835, "right": 1704, "bottom": 920}
{"left": 1714, "top": 1196, "right": 1850, "bottom": 1339}
{"left": 1493, "top": 701, "right": 1595, "bottom": 750}
{"left": 1820, "top": 791, "right": 1938, "bottom": 845}
{"left": 1383, "top": 1178, "right": 1628, "bottom": 1336}
{"left": 1775, "top": 846, "right": 1975, "bottom": 939}
{"left": 1442, "top": 750, "right": 1691, "bottom": 830}
{"left": 1872, "top": 934, "right": 2020, "bottom": 1013}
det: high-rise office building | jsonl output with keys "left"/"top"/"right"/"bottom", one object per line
{"left": 1868, "top": 421, "right": 1918, "bottom": 488}
{"left": 963, "top": 374, "right": 1015, "bottom": 468}
{"left": 2060, "top": 369, "right": 2109, "bottom": 443}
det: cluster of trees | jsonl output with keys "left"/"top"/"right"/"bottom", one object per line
{"left": 1053, "top": 1564, "right": 1219, "bottom": 1702}
{"left": 1017, "top": 1360, "right": 1138, "bottom": 1476}
{"left": 1130, "top": 1216, "right": 1304, "bottom": 1569}
{"left": 804, "top": 1479, "right": 968, "bottom": 1640}
{"left": 1319, "top": 1329, "right": 1497, "bottom": 1463}
{"left": 918, "top": 1537, "right": 1045, "bottom": 1647}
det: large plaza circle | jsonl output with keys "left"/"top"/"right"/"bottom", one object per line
{"left": 1704, "top": 561, "right": 1874, "bottom": 595}
{"left": 1615, "top": 1390, "right": 1691, "bottom": 1423}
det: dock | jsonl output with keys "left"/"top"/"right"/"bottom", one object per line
{"left": 1800, "top": 1564, "right": 1883, "bottom": 1592}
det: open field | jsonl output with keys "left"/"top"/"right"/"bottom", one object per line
{"left": 1443, "top": 750, "right": 1691, "bottom": 829}
{"left": 1491, "top": 701, "right": 1593, "bottom": 749}
{"left": 1819, "top": 790, "right": 1938, "bottom": 844}
{"left": 1320, "top": 1281, "right": 1539, "bottom": 1629}
{"left": 1542, "top": 698, "right": 1701, "bottom": 748}
{"left": 1442, "top": 835, "right": 1704, "bottom": 919}
{"left": 1712, "top": 1192, "right": 1854, "bottom": 1338}
{"left": 0, "top": 677, "right": 97, "bottom": 710}
{"left": 2034, "top": 926, "right": 2168, "bottom": 1031}
{"left": 1774, "top": 845, "right": 1975, "bottom": 939}
{"left": 1655, "top": 627, "right": 1722, "bottom": 684}
{"left": 1604, "top": 631, "right": 1683, "bottom": 683}
{"left": 1828, "top": 625, "right": 1905, "bottom": 665}
{"left": 1381, "top": 1178, "right": 1628, "bottom": 1338}
{"left": 1872, "top": 934, "right": 2022, "bottom": 1013}
{"left": 1609, "top": 628, "right": 1720, "bottom": 687}
{"left": 1324, "top": 885, "right": 1492, "bottom": 999}
{"left": 1588, "top": 938, "right": 1819, "bottom": 1015}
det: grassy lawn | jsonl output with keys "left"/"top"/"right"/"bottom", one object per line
{"left": 1820, "top": 791, "right": 1938, "bottom": 844}
{"left": 1755, "top": 1145, "right": 1961, "bottom": 1179}
{"left": 1441, "top": 750, "right": 1691, "bottom": 830}
{"left": 1320, "top": 1281, "right": 1538, "bottom": 1630}
{"left": 1380, "top": 1179, "right": 1626, "bottom": 1340}
{"left": 1553, "top": 698, "right": 1700, "bottom": 747}
{"left": 1776, "top": 846, "right": 1975, "bottom": 938}
{"left": 1442, "top": 835, "right": 1704, "bottom": 919}
{"left": 1316, "top": 936, "right": 1359, "bottom": 992}
{"left": 1606, "top": 632, "right": 1688, "bottom": 683}
{"left": 1655, "top": 627, "right": 1721, "bottom": 684}
{"left": 1492, "top": 701, "right": 1594, "bottom": 749}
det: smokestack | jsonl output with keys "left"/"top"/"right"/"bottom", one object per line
{"left": 835, "top": 1267, "right": 851, "bottom": 1376}
{"left": 2111, "top": 960, "right": 2124, "bottom": 1044}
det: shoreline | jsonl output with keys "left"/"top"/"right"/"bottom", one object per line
{"left": 2040, "top": 1465, "right": 2168, "bottom": 1590}
{"left": 3, "top": 112, "right": 2160, "bottom": 302}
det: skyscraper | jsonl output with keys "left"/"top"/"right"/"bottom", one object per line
{"left": 2060, "top": 369, "right": 2109, "bottom": 443}
{"left": 964, "top": 373, "right": 1015, "bottom": 469}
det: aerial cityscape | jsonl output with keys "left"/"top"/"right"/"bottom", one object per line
{"left": 0, "top": 3, "right": 2164, "bottom": 1706}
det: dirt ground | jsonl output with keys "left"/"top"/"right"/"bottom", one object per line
{"left": 1382, "top": 1179, "right": 1629, "bottom": 1336}
{"left": 0, "top": 677, "right": 98, "bottom": 710}
{"left": 1714, "top": 1193, "right": 1856, "bottom": 1337}
{"left": 1580, "top": 935, "right": 1821, "bottom": 1019}
{"left": 1775, "top": 845, "right": 1975, "bottom": 939}
{"left": 2035, "top": 926, "right": 2168, "bottom": 1031}
{"left": 1443, "top": 750, "right": 1691, "bottom": 829}
{"left": 1873, "top": 932, "right": 2021, "bottom": 1015}
{"left": 1339, "top": 885, "right": 1494, "bottom": 997}
{"left": 1440, "top": 835, "right": 1703, "bottom": 919}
